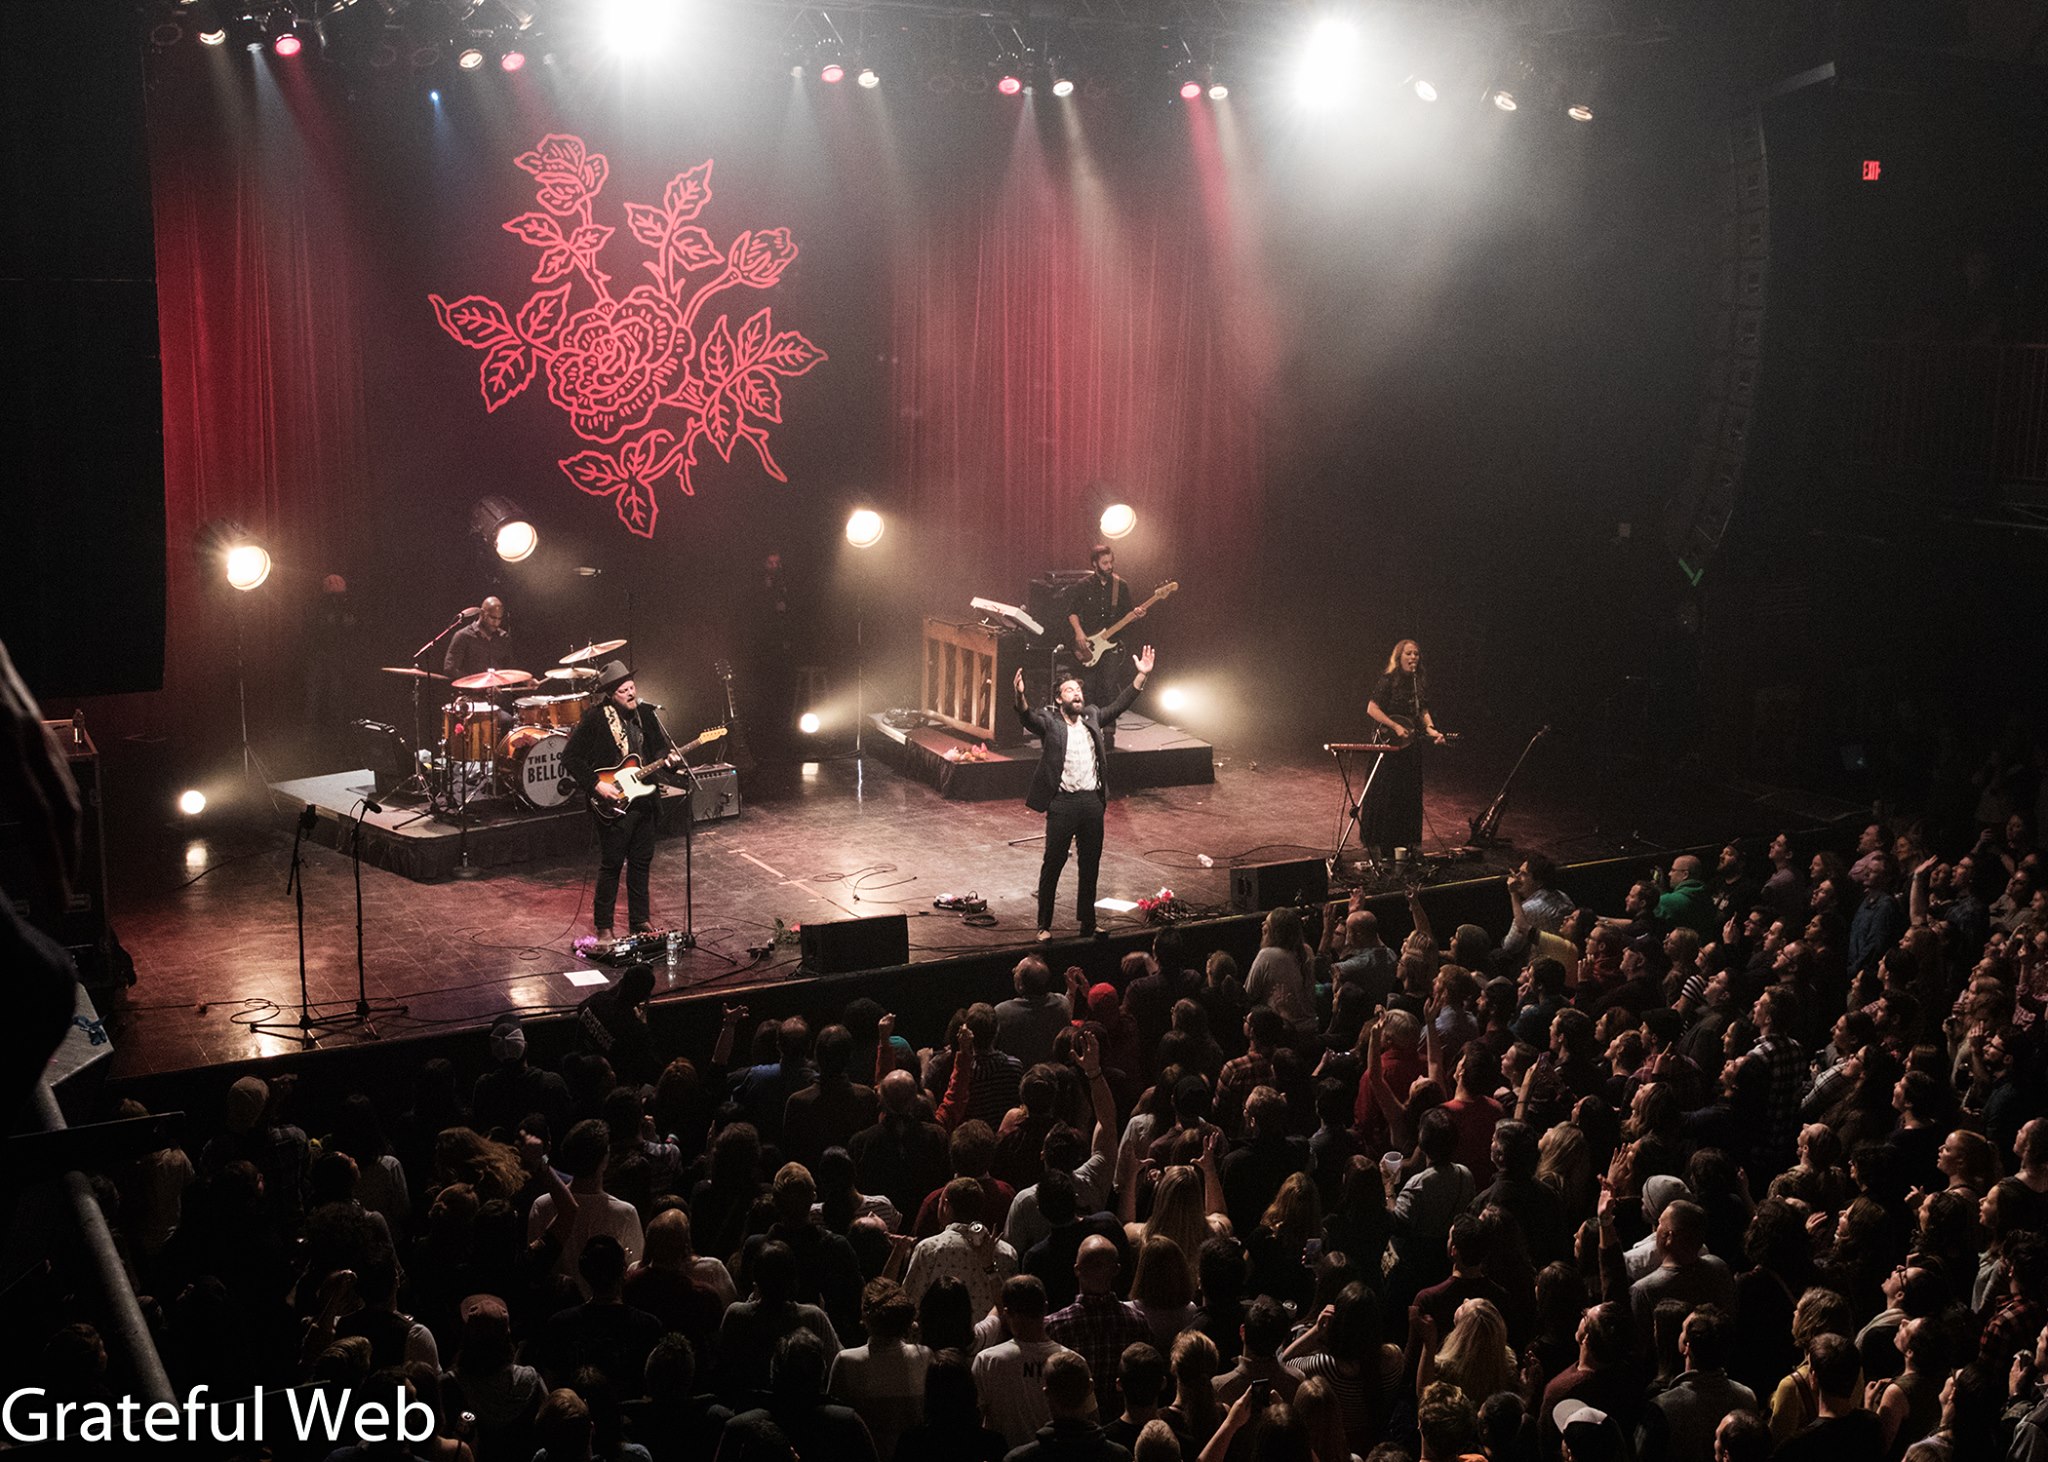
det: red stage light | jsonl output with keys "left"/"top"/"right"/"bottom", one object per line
{"left": 820, "top": 62, "right": 845, "bottom": 83}
{"left": 1180, "top": 80, "right": 1202, "bottom": 100}
{"left": 274, "top": 32, "right": 302, "bottom": 56}
{"left": 997, "top": 74, "right": 1022, "bottom": 95}
{"left": 501, "top": 50, "right": 526, "bottom": 71}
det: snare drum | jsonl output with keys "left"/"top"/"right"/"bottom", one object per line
{"left": 501, "top": 726, "right": 574, "bottom": 809}
{"left": 515, "top": 694, "right": 585, "bottom": 731}
{"left": 441, "top": 702, "right": 496, "bottom": 762}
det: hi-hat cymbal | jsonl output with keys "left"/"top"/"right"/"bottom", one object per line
{"left": 545, "top": 666, "right": 599, "bottom": 682}
{"left": 451, "top": 668, "right": 535, "bottom": 690}
{"left": 558, "top": 638, "right": 627, "bottom": 665}
{"left": 381, "top": 666, "right": 450, "bottom": 681}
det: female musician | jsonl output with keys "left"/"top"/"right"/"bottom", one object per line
{"left": 1359, "top": 639, "right": 1447, "bottom": 856}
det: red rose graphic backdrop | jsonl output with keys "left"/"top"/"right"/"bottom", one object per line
{"left": 431, "top": 135, "right": 826, "bottom": 539}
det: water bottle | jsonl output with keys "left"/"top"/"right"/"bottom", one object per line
{"left": 666, "top": 930, "right": 680, "bottom": 969}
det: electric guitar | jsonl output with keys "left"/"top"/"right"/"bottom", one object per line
{"left": 1074, "top": 581, "right": 1179, "bottom": 668}
{"left": 589, "top": 726, "right": 728, "bottom": 821}
{"left": 711, "top": 659, "right": 756, "bottom": 774}
{"left": 1368, "top": 714, "right": 1460, "bottom": 752}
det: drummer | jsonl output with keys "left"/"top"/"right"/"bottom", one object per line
{"left": 444, "top": 596, "right": 512, "bottom": 680}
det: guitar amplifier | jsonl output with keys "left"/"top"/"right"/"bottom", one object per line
{"left": 1229, "top": 856, "right": 1328, "bottom": 913}
{"left": 687, "top": 763, "right": 741, "bottom": 822}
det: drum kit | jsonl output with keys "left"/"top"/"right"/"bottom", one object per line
{"left": 379, "top": 637, "right": 627, "bottom": 813}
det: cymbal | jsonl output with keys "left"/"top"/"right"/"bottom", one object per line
{"left": 381, "top": 666, "right": 450, "bottom": 681}
{"left": 451, "top": 668, "right": 535, "bottom": 690}
{"left": 559, "top": 638, "right": 627, "bottom": 665}
{"left": 545, "top": 666, "right": 598, "bottom": 682}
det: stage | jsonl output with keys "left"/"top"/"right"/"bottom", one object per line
{"left": 97, "top": 728, "right": 1861, "bottom": 1081}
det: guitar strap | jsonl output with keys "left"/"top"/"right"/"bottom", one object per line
{"left": 604, "top": 705, "right": 633, "bottom": 762}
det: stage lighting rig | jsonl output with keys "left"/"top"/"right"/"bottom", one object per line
{"left": 472, "top": 496, "right": 538, "bottom": 562}
{"left": 1099, "top": 503, "right": 1137, "bottom": 540}
{"left": 845, "top": 508, "right": 884, "bottom": 548}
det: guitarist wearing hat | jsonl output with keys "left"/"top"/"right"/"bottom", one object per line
{"left": 1063, "top": 543, "right": 1146, "bottom": 749}
{"left": 563, "top": 660, "right": 673, "bottom": 938}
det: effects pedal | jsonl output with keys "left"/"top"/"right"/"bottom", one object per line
{"left": 933, "top": 891, "right": 989, "bottom": 914}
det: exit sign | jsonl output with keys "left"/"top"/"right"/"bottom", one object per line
{"left": 1862, "top": 159, "right": 1882, "bottom": 181}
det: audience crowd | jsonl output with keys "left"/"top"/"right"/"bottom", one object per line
{"left": 37, "top": 816, "right": 2048, "bottom": 1462}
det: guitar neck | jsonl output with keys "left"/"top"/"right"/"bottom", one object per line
{"left": 1100, "top": 588, "right": 1168, "bottom": 641}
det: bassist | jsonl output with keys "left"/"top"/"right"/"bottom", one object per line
{"left": 562, "top": 659, "right": 672, "bottom": 938}
{"left": 1062, "top": 543, "right": 1145, "bottom": 748}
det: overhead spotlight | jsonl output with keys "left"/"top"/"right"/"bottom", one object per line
{"left": 225, "top": 543, "right": 272, "bottom": 592}
{"left": 1051, "top": 76, "right": 1074, "bottom": 97}
{"left": 1179, "top": 79, "right": 1202, "bottom": 100}
{"left": 820, "top": 61, "right": 845, "bottom": 83}
{"left": 1295, "top": 18, "right": 1362, "bottom": 105}
{"left": 1208, "top": 83, "right": 1228, "bottom": 100}
{"left": 997, "top": 74, "right": 1023, "bottom": 96}
{"left": 1491, "top": 88, "right": 1518, "bottom": 111}
{"left": 457, "top": 46, "right": 484, "bottom": 68}
{"left": 602, "top": 0, "right": 672, "bottom": 57}
{"left": 1158, "top": 687, "right": 1187, "bottom": 713}
{"left": 472, "top": 496, "right": 538, "bottom": 562}
{"left": 274, "top": 31, "right": 303, "bottom": 55}
{"left": 1407, "top": 76, "right": 1437, "bottom": 101}
{"left": 845, "top": 508, "right": 885, "bottom": 548}
{"left": 501, "top": 48, "right": 525, "bottom": 70}
{"left": 199, "top": 24, "right": 228, "bottom": 44}
{"left": 1099, "top": 503, "right": 1137, "bottom": 540}
{"left": 798, "top": 712, "right": 822, "bottom": 735}
{"left": 178, "top": 789, "right": 208, "bottom": 817}
{"left": 1567, "top": 102, "right": 1594, "bottom": 122}
{"left": 857, "top": 66, "right": 879, "bottom": 88}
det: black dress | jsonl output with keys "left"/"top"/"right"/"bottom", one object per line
{"left": 1359, "top": 670, "right": 1429, "bottom": 852}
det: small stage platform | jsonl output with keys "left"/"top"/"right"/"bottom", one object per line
{"left": 865, "top": 712, "right": 1215, "bottom": 800}
{"left": 269, "top": 770, "right": 695, "bottom": 883}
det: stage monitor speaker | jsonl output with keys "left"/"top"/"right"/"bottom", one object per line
{"left": 800, "top": 912, "right": 909, "bottom": 975}
{"left": 689, "top": 764, "right": 741, "bottom": 822}
{"left": 1229, "top": 856, "right": 1328, "bottom": 913}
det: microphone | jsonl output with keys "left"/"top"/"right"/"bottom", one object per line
{"left": 575, "top": 566, "right": 603, "bottom": 578}
{"left": 639, "top": 701, "right": 665, "bottom": 710}
{"left": 298, "top": 803, "right": 319, "bottom": 832}
{"left": 362, "top": 797, "right": 383, "bottom": 814}
{"left": 459, "top": 605, "right": 483, "bottom": 619}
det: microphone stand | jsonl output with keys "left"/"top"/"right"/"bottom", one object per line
{"left": 346, "top": 798, "right": 408, "bottom": 1032}
{"left": 252, "top": 805, "right": 351, "bottom": 1046}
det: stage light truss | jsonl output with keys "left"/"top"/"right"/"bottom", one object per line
{"left": 150, "top": 0, "right": 1683, "bottom": 70}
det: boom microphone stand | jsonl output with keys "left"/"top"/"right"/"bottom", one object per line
{"left": 251, "top": 805, "right": 353, "bottom": 1046}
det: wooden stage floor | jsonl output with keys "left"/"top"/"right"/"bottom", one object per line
{"left": 100, "top": 734, "right": 1852, "bottom": 1079}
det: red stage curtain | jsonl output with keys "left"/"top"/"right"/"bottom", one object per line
{"left": 138, "top": 57, "right": 374, "bottom": 735}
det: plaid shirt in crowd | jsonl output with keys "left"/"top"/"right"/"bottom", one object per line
{"left": 1046, "top": 1292, "right": 1152, "bottom": 1415}
{"left": 1748, "top": 1031, "right": 1806, "bottom": 1157}
{"left": 1216, "top": 1050, "right": 1275, "bottom": 1133}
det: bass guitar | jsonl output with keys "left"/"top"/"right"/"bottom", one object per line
{"left": 1074, "top": 580, "right": 1179, "bottom": 668}
{"left": 589, "top": 726, "right": 728, "bottom": 821}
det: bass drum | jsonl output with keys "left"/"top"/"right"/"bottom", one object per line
{"left": 499, "top": 726, "right": 574, "bottom": 809}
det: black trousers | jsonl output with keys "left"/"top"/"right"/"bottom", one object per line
{"left": 593, "top": 798, "right": 659, "bottom": 932}
{"left": 1038, "top": 789, "right": 1106, "bottom": 931}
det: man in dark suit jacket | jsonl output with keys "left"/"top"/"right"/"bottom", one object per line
{"left": 1013, "top": 646, "right": 1154, "bottom": 942}
{"left": 562, "top": 660, "right": 674, "bottom": 936}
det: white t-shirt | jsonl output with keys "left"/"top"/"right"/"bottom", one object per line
{"left": 1057, "top": 718, "right": 1100, "bottom": 793}
{"left": 1003, "top": 1151, "right": 1115, "bottom": 1254}
{"left": 528, "top": 1189, "right": 644, "bottom": 1288}
{"left": 973, "top": 1337, "right": 1074, "bottom": 1447}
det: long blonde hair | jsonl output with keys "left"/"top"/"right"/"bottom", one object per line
{"left": 1294, "top": 1376, "right": 1349, "bottom": 1462}
{"left": 1435, "top": 1298, "right": 1516, "bottom": 1404}
{"left": 1260, "top": 1171, "right": 1322, "bottom": 1248}
{"left": 1384, "top": 640, "right": 1422, "bottom": 676}
{"left": 1145, "top": 1165, "right": 1215, "bottom": 1282}
{"left": 1536, "top": 1124, "right": 1594, "bottom": 1221}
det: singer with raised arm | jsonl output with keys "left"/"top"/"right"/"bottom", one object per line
{"left": 1013, "top": 645, "right": 1154, "bottom": 942}
{"left": 1357, "top": 638, "right": 1450, "bottom": 859}
{"left": 562, "top": 660, "right": 673, "bottom": 938}
{"left": 442, "top": 596, "right": 513, "bottom": 680}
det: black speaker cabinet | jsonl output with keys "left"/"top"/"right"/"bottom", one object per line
{"left": 688, "top": 764, "right": 741, "bottom": 822}
{"left": 799, "top": 912, "right": 910, "bottom": 974}
{"left": 1229, "top": 856, "right": 1328, "bottom": 913}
